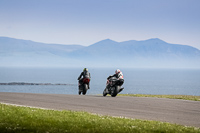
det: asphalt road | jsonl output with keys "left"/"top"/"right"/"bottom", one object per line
{"left": 0, "top": 92, "right": 200, "bottom": 127}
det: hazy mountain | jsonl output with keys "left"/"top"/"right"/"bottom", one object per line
{"left": 68, "top": 38, "right": 200, "bottom": 68}
{"left": 0, "top": 37, "right": 84, "bottom": 57}
{"left": 120, "top": 38, "right": 200, "bottom": 59}
{"left": 68, "top": 39, "right": 120, "bottom": 58}
{"left": 0, "top": 37, "right": 200, "bottom": 68}
{"left": 0, "top": 37, "right": 85, "bottom": 67}
{"left": 70, "top": 38, "right": 200, "bottom": 59}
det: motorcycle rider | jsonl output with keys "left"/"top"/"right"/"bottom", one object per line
{"left": 106, "top": 69, "right": 124, "bottom": 90}
{"left": 78, "top": 68, "right": 91, "bottom": 89}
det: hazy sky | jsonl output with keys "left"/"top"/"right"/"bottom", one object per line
{"left": 0, "top": 0, "right": 200, "bottom": 49}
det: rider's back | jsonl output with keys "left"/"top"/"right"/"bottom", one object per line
{"left": 83, "top": 71, "right": 90, "bottom": 79}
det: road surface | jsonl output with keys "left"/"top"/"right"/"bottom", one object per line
{"left": 0, "top": 92, "right": 200, "bottom": 127}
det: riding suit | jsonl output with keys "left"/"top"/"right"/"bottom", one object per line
{"left": 108, "top": 71, "right": 124, "bottom": 80}
{"left": 78, "top": 68, "right": 91, "bottom": 89}
{"left": 106, "top": 69, "right": 124, "bottom": 90}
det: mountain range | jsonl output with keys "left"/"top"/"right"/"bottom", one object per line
{"left": 0, "top": 36, "right": 200, "bottom": 68}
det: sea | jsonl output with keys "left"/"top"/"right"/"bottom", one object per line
{"left": 0, "top": 67, "right": 200, "bottom": 96}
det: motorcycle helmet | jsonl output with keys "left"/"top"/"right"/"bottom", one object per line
{"left": 83, "top": 68, "right": 88, "bottom": 72}
{"left": 115, "top": 69, "right": 120, "bottom": 74}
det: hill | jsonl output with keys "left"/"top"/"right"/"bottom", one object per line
{"left": 0, "top": 37, "right": 85, "bottom": 67}
{"left": 0, "top": 37, "right": 200, "bottom": 68}
{"left": 68, "top": 38, "right": 200, "bottom": 68}
{"left": 70, "top": 38, "right": 200, "bottom": 59}
{"left": 0, "top": 37, "right": 84, "bottom": 56}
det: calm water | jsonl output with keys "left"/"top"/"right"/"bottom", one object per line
{"left": 0, "top": 67, "right": 200, "bottom": 96}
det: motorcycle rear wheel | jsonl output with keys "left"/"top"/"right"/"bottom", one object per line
{"left": 78, "top": 86, "right": 82, "bottom": 95}
{"left": 82, "top": 84, "right": 88, "bottom": 95}
{"left": 111, "top": 86, "right": 119, "bottom": 97}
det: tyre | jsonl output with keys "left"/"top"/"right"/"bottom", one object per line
{"left": 103, "top": 89, "right": 107, "bottom": 96}
{"left": 79, "top": 91, "right": 81, "bottom": 95}
{"left": 82, "top": 84, "right": 88, "bottom": 95}
{"left": 111, "top": 86, "right": 119, "bottom": 97}
{"left": 78, "top": 86, "right": 82, "bottom": 95}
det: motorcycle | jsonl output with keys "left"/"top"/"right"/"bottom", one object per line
{"left": 103, "top": 76, "right": 124, "bottom": 97}
{"left": 78, "top": 78, "right": 90, "bottom": 95}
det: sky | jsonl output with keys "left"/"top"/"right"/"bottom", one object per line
{"left": 0, "top": 0, "right": 200, "bottom": 49}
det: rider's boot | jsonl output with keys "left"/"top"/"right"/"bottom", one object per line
{"left": 119, "top": 87, "right": 124, "bottom": 93}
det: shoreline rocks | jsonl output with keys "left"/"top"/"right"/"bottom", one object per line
{"left": 0, "top": 82, "right": 75, "bottom": 86}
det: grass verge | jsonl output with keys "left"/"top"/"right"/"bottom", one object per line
{"left": 118, "top": 94, "right": 200, "bottom": 101}
{"left": 0, "top": 103, "right": 200, "bottom": 133}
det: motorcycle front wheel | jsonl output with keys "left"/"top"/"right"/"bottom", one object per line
{"left": 103, "top": 89, "right": 107, "bottom": 97}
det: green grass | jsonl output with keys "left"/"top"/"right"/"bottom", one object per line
{"left": 118, "top": 94, "right": 200, "bottom": 101}
{"left": 0, "top": 103, "right": 200, "bottom": 133}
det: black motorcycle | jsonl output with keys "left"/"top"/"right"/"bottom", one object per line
{"left": 78, "top": 78, "right": 90, "bottom": 95}
{"left": 103, "top": 76, "right": 124, "bottom": 97}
